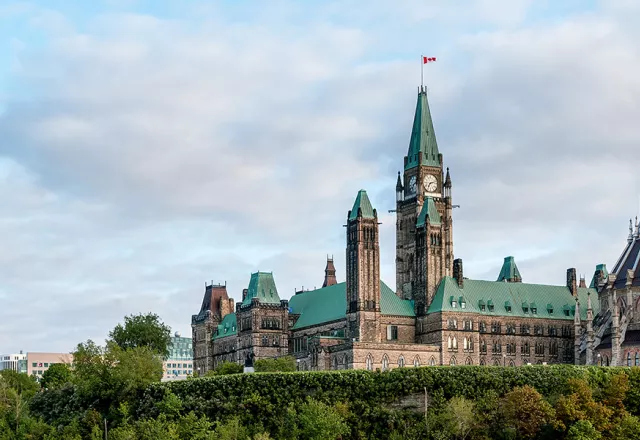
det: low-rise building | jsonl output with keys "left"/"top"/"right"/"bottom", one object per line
{"left": 26, "top": 352, "right": 73, "bottom": 380}
{"left": 0, "top": 352, "right": 27, "bottom": 373}
{"left": 162, "top": 332, "right": 193, "bottom": 381}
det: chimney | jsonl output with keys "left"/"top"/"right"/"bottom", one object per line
{"left": 242, "top": 288, "right": 248, "bottom": 302}
{"left": 453, "top": 258, "right": 464, "bottom": 288}
{"left": 579, "top": 276, "right": 586, "bottom": 288}
{"left": 567, "top": 268, "right": 578, "bottom": 297}
{"left": 228, "top": 298, "right": 235, "bottom": 315}
{"left": 322, "top": 256, "right": 338, "bottom": 288}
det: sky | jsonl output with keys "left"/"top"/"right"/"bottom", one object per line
{"left": 1, "top": 0, "right": 640, "bottom": 354}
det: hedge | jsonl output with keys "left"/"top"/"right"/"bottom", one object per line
{"left": 134, "top": 365, "right": 633, "bottom": 428}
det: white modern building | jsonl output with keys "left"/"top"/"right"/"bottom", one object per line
{"left": 0, "top": 352, "right": 27, "bottom": 373}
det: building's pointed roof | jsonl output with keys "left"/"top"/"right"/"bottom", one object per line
{"left": 444, "top": 167, "right": 451, "bottom": 188}
{"left": 242, "top": 272, "right": 281, "bottom": 306}
{"left": 497, "top": 256, "right": 522, "bottom": 282}
{"left": 416, "top": 197, "right": 441, "bottom": 227}
{"left": 395, "top": 172, "right": 403, "bottom": 191}
{"left": 322, "top": 257, "right": 337, "bottom": 288}
{"left": 348, "top": 190, "right": 375, "bottom": 220}
{"left": 405, "top": 89, "right": 440, "bottom": 170}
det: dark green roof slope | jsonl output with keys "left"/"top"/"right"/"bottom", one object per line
{"left": 348, "top": 190, "right": 375, "bottom": 220}
{"left": 428, "top": 276, "right": 599, "bottom": 320}
{"left": 242, "top": 272, "right": 281, "bottom": 306}
{"left": 405, "top": 90, "right": 440, "bottom": 170}
{"left": 213, "top": 313, "right": 237, "bottom": 340}
{"left": 289, "top": 281, "right": 414, "bottom": 330}
{"left": 417, "top": 197, "right": 441, "bottom": 227}
{"left": 497, "top": 256, "right": 522, "bottom": 282}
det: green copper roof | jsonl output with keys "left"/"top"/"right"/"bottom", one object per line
{"left": 497, "top": 256, "right": 522, "bottom": 282}
{"left": 242, "top": 272, "right": 281, "bottom": 306}
{"left": 289, "top": 281, "right": 414, "bottom": 330}
{"left": 589, "top": 264, "right": 608, "bottom": 288}
{"left": 428, "top": 276, "right": 599, "bottom": 320}
{"left": 213, "top": 313, "right": 237, "bottom": 340}
{"left": 416, "top": 197, "right": 441, "bottom": 227}
{"left": 405, "top": 90, "right": 440, "bottom": 170}
{"left": 348, "top": 190, "right": 375, "bottom": 220}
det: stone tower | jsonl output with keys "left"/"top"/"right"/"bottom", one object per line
{"left": 322, "top": 256, "right": 338, "bottom": 287}
{"left": 191, "top": 282, "right": 234, "bottom": 374}
{"left": 346, "top": 190, "right": 381, "bottom": 343}
{"left": 395, "top": 87, "right": 454, "bottom": 313}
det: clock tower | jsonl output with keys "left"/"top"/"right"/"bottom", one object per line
{"left": 395, "top": 86, "right": 454, "bottom": 316}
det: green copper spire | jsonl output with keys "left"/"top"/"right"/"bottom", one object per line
{"left": 405, "top": 89, "right": 440, "bottom": 170}
{"left": 497, "top": 256, "right": 522, "bottom": 283}
{"left": 242, "top": 272, "right": 281, "bottom": 306}
{"left": 416, "top": 197, "right": 441, "bottom": 227}
{"left": 348, "top": 190, "right": 375, "bottom": 220}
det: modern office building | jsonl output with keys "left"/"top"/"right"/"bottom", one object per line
{"left": 26, "top": 352, "right": 73, "bottom": 380}
{"left": 162, "top": 332, "right": 194, "bottom": 381}
{"left": 0, "top": 352, "right": 27, "bottom": 373}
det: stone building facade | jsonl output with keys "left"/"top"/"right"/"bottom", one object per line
{"left": 191, "top": 85, "right": 604, "bottom": 373}
{"left": 575, "top": 221, "right": 640, "bottom": 366}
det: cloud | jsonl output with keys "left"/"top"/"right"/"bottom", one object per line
{"left": 1, "top": 0, "right": 639, "bottom": 352}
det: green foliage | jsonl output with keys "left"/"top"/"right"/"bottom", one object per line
{"left": 295, "top": 399, "right": 349, "bottom": 440}
{"left": 446, "top": 396, "right": 475, "bottom": 440}
{"left": 254, "top": 356, "right": 296, "bottom": 373}
{"left": 0, "top": 370, "right": 39, "bottom": 398}
{"left": 209, "top": 361, "right": 244, "bottom": 376}
{"left": 109, "top": 313, "right": 172, "bottom": 358}
{"left": 609, "top": 414, "right": 640, "bottom": 440}
{"left": 566, "top": 420, "right": 601, "bottom": 440}
{"left": 41, "top": 363, "right": 73, "bottom": 390}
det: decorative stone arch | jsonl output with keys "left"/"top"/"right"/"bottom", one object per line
{"left": 465, "top": 357, "right": 473, "bottom": 365}
{"left": 429, "top": 356, "right": 436, "bottom": 366}
{"left": 493, "top": 359, "right": 501, "bottom": 366}
{"left": 509, "top": 360, "right": 515, "bottom": 367}
{"left": 413, "top": 355, "right": 421, "bottom": 367}
{"left": 382, "top": 354, "right": 389, "bottom": 371}
{"left": 627, "top": 352, "right": 632, "bottom": 367}
{"left": 449, "top": 356, "right": 456, "bottom": 366}
{"left": 333, "top": 356, "right": 339, "bottom": 370}
{"left": 480, "top": 358, "right": 485, "bottom": 366}
{"left": 365, "top": 353, "right": 374, "bottom": 371}
{"left": 398, "top": 355, "right": 405, "bottom": 368}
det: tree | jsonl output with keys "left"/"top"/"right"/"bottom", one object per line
{"left": 554, "top": 378, "right": 612, "bottom": 433}
{"left": 500, "top": 385, "right": 556, "bottom": 439}
{"left": 296, "top": 399, "right": 349, "bottom": 440}
{"left": 447, "top": 396, "right": 475, "bottom": 440}
{"left": 254, "top": 356, "right": 296, "bottom": 372}
{"left": 566, "top": 420, "right": 601, "bottom": 440}
{"left": 41, "top": 363, "right": 73, "bottom": 390}
{"left": 109, "top": 313, "right": 172, "bottom": 357}
{"left": 208, "top": 361, "right": 244, "bottom": 376}
{"left": 0, "top": 370, "right": 39, "bottom": 398}
{"left": 609, "top": 414, "right": 640, "bottom": 440}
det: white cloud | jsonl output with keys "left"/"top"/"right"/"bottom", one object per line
{"left": 1, "top": 0, "right": 639, "bottom": 352}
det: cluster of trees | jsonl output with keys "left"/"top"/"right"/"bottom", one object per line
{"left": 3, "top": 311, "right": 640, "bottom": 439}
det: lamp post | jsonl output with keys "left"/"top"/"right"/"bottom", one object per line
{"left": 503, "top": 353, "right": 506, "bottom": 367}
{"left": 596, "top": 353, "right": 601, "bottom": 366}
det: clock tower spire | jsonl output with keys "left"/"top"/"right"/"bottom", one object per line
{"left": 395, "top": 86, "right": 453, "bottom": 315}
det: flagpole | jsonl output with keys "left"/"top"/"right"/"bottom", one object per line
{"left": 420, "top": 54, "right": 424, "bottom": 90}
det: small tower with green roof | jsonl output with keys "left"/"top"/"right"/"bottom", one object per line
{"left": 346, "top": 190, "right": 382, "bottom": 343}
{"left": 235, "top": 271, "right": 290, "bottom": 364}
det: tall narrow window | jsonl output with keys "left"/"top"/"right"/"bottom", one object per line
{"left": 398, "top": 356, "right": 405, "bottom": 368}
{"left": 366, "top": 354, "right": 373, "bottom": 371}
{"left": 382, "top": 355, "right": 389, "bottom": 371}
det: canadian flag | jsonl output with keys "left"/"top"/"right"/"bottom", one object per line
{"left": 423, "top": 56, "right": 437, "bottom": 63}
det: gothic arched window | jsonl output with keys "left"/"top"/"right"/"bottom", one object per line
{"left": 465, "top": 357, "right": 473, "bottom": 365}
{"left": 366, "top": 354, "right": 373, "bottom": 371}
{"left": 628, "top": 353, "right": 632, "bottom": 367}
{"left": 429, "top": 357, "right": 436, "bottom": 366}
{"left": 398, "top": 356, "right": 405, "bottom": 368}
{"left": 413, "top": 356, "right": 420, "bottom": 367}
{"left": 382, "top": 355, "right": 389, "bottom": 371}
{"left": 450, "top": 356, "right": 456, "bottom": 366}
{"left": 636, "top": 353, "right": 640, "bottom": 367}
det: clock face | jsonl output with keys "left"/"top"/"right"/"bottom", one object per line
{"left": 423, "top": 174, "right": 438, "bottom": 193}
{"left": 408, "top": 176, "right": 417, "bottom": 194}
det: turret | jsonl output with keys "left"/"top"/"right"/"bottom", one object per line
{"left": 322, "top": 256, "right": 337, "bottom": 288}
{"left": 396, "top": 172, "right": 403, "bottom": 203}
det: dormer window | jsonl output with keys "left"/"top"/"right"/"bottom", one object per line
{"left": 452, "top": 300, "right": 457, "bottom": 308}
{"left": 460, "top": 297, "right": 466, "bottom": 309}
